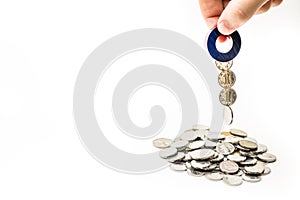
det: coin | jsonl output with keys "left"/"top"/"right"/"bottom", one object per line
{"left": 218, "top": 70, "right": 236, "bottom": 88}
{"left": 187, "top": 140, "right": 205, "bottom": 150}
{"left": 239, "top": 139, "right": 258, "bottom": 150}
{"left": 187, "top": 168, "right": 205, "bottom": 177}
{"left": 240, "top": 158, "right": 257, "bottom": 166}
{"left": 244, "top": 162, "right": 265, "bottom": 175}
{"left": 167, "top": 152, "right": 185, "bottom": 163}
{"left": 215, "top": 60, "right": 233, "bottom": 71}
{"left": 195, "top": 130, "right": 207, "bottom": 140}
{"left": 216, "top": 142, "right": 235, "bottom": 155}
{"left": 227, "top": 154, "right": 247, "bottom": 162}
{"left": 254, "top": 144, "right": 268, "bottom": 154}
{"left": 183, "top": 153, "right": 192, "bottom": 161}
{"left": 230, "top": 129, "right": 247, "bottom": 137}
{"left": 220, "top": 160, "right": 239, "bottom": 174}
{"left": 180, "top": 130, "right": 198, "bottom": 141}
{"left": 192, "top": 124, "right": 209, "bottom": 131}
{"left": 171, "top": 140, "right": 189, "bottom": 150}
{"left": 210, "top": 153, "right": 224, "bottom": 163}
{"left": 189, "top": 149, "right": 215, "bottom": 160}
{"left": 257, "top": 153, "right": 276, "bottom": 163}
{"left": 204, "top": 140, "right": 218, "bottom": 148}
{"left": 205, "top": 172, "right": 224, "bottom": 181}
{"left": 169, "top": 163, "right": 187, "bottom": 171}
{"left": 221, "top": 131, "right": 232, "bottom": 136}
{"left": 223, "top": 175, "right": 243, "bottom": 186}
{"left": 219, "top": 88, "right": 237, "bottom": 106}
{"left": 185, "top": 162, "right": 192, "bottom": 169}
{"left": 224, "top": 106, "right": 234, "bottom": 125}
{"left": 207, "top": 132, "right": 225, "bottom": 141}
{"left": 224, "top": 136, "right": 241, "bottom": 144}
{"left": 263, "top": 166, "right": 271, "bottom": 175}
{"left": 191, "top": 160, "right": 211, "bottom": 169}
{"left": 153, "top": 138, "right": 173, "bottom": 149}
{"left": 242, "top": 174, "right": 261, "bottom": 183}
{"left": 159, "top": 147, "right": 178, "bottom": 159}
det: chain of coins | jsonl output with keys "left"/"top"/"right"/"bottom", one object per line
{"left": 153, "top": 125, "right": 276, "bottom": 186}
{"left": 215, "top": 60, "right": 237, "bottom": 125}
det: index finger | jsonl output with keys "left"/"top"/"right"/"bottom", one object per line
{"left": 198, "top": 0, "right": 224, "bottom": 29}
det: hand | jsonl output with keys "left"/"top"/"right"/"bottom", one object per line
{"left": 198, "top": 0, "right": 283, "bottom": 35}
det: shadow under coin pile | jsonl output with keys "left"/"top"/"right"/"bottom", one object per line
{"left": 153, "top": 125, "right": 276, "bottom": 186}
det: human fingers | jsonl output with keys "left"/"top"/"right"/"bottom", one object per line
{"left": 198, "top": 0, "right": 224, "bottom": 29}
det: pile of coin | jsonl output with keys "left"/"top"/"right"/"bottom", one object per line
{"left": 153, "top": 125, "right": 276, "bottom": 186}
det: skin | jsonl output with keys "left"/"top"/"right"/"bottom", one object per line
{"left": 198, "top": 0, "right": 283, "bottom": 35}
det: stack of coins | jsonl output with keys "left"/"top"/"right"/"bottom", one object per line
{"left": 153, "top": 125, "right": 276, "bottom": 186}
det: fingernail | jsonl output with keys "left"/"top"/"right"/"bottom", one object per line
{"left": 218, "top": 20, "right": 234, "bottom": 35}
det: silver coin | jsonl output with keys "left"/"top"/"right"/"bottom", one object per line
{"left": 244, "top": 162, "right": 265, "bottom": 175}
{"left": 210, "top": 153, "right": 224, "bottom": 163}
{"left": 191, "top": 160, "right": 211, "bottom": 169}
{"left": 216, "top": 142, "right": 235, "bottom": 155}
{"left": 180, "top": 130, "right": 198, "bottom": 141}
{"left": 187, "top": 168, "right": 205, "bottom": 177}
{"left": 254, "top": 144, "right": 268, "bottom": 154}
{"left": 227, "top": 154, "right": 247, "bottom": 162}
{"left": 236, "top": 145, "right": 252, "bottom": 152}
{"left": 240, "top": 158, "right": 257, "bottom": 166}
{"left": 192, "top": 124, "right": 209, "bottom": 131}
{"left": 167, "top": 152, "right": 185, "bottom": 163}
{"left": 230, "top": 129, "right": 248, "bottom": 137}
{"left": 153, "top": 138, "right": 173, "bottom": 149}
{"left": 169, "top": 163, "right": 187, "bottom": 171}
{"left": 236, "top": 170, "right": 244, "bottom": 176}
{"left": 223, "top": 175, "right": 243, "bottom": 186}
{"left": 224, "top": 136, "right": 242, "bottom": 144}
{"left": 263, "top": 165, "right": 271, "bottom": 175}
{"left": 220, "top": 160, "right": 239, "bottom": 174}
{"left": 257, "top": 153, "right": 276, "bottom": 163}
{"left": 159, "top": 147, "right": 178, "bottom": 159}
{"left": 203, "top": 163, "right": 217, "bottom": 171}
{"left": 187, "top": 140, "right": 205, "bottom": 150}
{"left": 239, "top": 139, "right": 258, "bottom": 150}
{"left": 242, "top": 174, "right": 262, "bottom": 183}
{"left": 204, "top": 140, "right": 217, "bottom": 148}
{"left": 171, "top": 140, "right": 189, "bottom": 150}
{"left": 223, "top": 106, "right": 234, "bottom": 125}
{"left": 219, "top": 88, "right": 237, "bottom": 106}
{"left": 207, "top": 132, "right": 225, "bottom": 141}
{"left": 205, "top": 172, "right": 224, "bottom": 181}
{"left": 189, "top": 149, "right": 215, "bottom": 160}
{"left": 244, "top": 137, "right": 257, "bottom": 143}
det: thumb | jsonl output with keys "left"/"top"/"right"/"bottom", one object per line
{"left": 217, "top": 0, "right": 268, "bottom": 35}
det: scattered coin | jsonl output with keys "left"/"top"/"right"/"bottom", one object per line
{"left": 223, "top": 175, "right": 243, "bottom": 186}
{"left": 254, "top": 144, "right": 268, "bottom": 154}
{"left": 204, "top": 140, "right": 217, "bottom": 148}
{"left": 230, "top": 129, "right": 247, "bottom": 137}
{"left": 216, "top": 142, "right": 235, "bottom": 155}
{"left": 191, "top": 160, "right": 211, "bottom": 169}
{"left": 242, "top": 174, "right": 262, "bottom": 183}
{"left": 263, "top": 166, "right": 271, "bottom": 175}
{"left": 167, "top": 152, "right": 185, "bottom": 163}
{"left": 180, "top": 130, "right": 198, "bottom": 141}
{"left": 189, "top": 149, "right": 215, "bottom": 160}
{"left": 240, "top": 158, "right": 257, "bottom": 166}
{"left": 159, "top": 147, "right": 177, "bottom": 159}
{"left": 210, "top": 153, "right": 224, "bottom": 163}
{"left": 257, "top": 153, "right": 276, "bottom": 163}
{"left": 207, "top": 132, "right": 225, "bottom": 141}
{"left": 220, "top": 160, "right": 239, "bottom": 174}
{"left": 169, "top": 163, "right": 186, "bottom": 171}
{"left": 187, "top": 140, "right": 205, "bottom": 150}
{"left": 205, "top": 172, "right": 224, "bottom": 181}
{"left": 244, "top": 162, "right": 265, "bottom": 175}
{"left": 227, "top": 154, "right": 247, "bottom": 162}
{"left": 224, "top": 136, "right": 241, "bottom": 144}
{"left": 153, "top": 138, "right": 173, "bottom": 149}
{"left": 187, "top": 168, "right": 205, "bottom": 177}
{"left": 171, "top": 140, "right": 189, "bottom": 150}
{"left": 239, "top": 139, "right": 258, "bottom": 150}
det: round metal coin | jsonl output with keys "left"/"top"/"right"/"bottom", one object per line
{"left": 254, "top": 144, "right": 268, "bottom": 154}
{"left": 220, "top": 160, "right": 239, "bottom": 174}
{"left": 242, "top": 174, "right": 262, "bottom": 183}
{"left": 189, "top": 149, "right": 215, "bottom": 160}
{"left": 180, "top": 130, "right": 198, "bottom": 141}
{"left": 191, "top": 160, "right": 211, "bottom": 169}
{"left": 230, "top": 129, "right": 248, "bottom": 137}
{"left": 205, "top": 172, "right": 224, "bottom": 181}
{"left": 216, "top": 142, "right": 235, "bottom": 155}
{"left": 187, "top": 168, "right": 205, "bottom": 177}
{"left": 257, "top": 153, "right": 276, "bottom": 163}
{"left": 159, "top": 147, "right": 177, "bottom": 159}
{"left": 167, "top": 152, "right": 185, "bottom": 163}
{"left": 244, "top": 162, "right": 265, "bottom": 175}
{"left": 263, "top": 166, "right": 271, "bottom": 175}
{"left": 171, "top": 140, "right": 189, "bottom": 150}
{"left": 223, "top": 175, "right": 243, "bottom": 186}
{"left": 169, "top": 163, "right": 186, "bottom": 171}
{"left": 227, "top": 154, "right": 247, "bottom": 162}
{"left": 188, "top": 140, "right": 205, "bottom": 150}
{"left": 152, "top": 138, "right": 173, "bottom": 149}
{"left": 239, "top": 140, "right": 258, "bottom": 150}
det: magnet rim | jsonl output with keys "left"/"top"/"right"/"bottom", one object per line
{"left": 207, "top": 28, "right": 241, "bottom": 62}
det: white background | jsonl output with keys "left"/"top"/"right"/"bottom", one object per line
{"left": 1, "top": 0, "right": 300, "bottom": 199}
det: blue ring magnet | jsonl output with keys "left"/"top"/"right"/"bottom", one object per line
{"left": 207, "top": 28, "right": 241, "bottom": 62}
